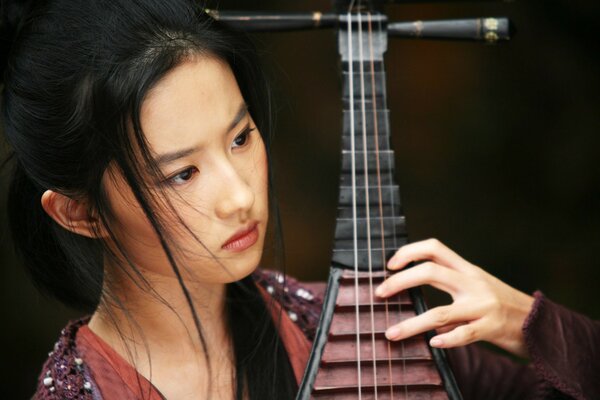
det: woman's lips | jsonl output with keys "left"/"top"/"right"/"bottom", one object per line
{"left": 222, "top": 223, "right": 259, "bottom": 252}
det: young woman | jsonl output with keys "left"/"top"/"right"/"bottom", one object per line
{"left": 1, "top": 0, "right": 598, "bottom": 399}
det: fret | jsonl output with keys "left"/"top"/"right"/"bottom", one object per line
{"left": 343, "top": 99, "right": 387, "bottom": 111}
{"left": 342, "top": 109, "right": 391, "bottom": 141}
{"left": 332, "top": 243, "right": 408, "bottom": 270}
{"left": 314, "top": 361, "right": 443, "bottom": 390}
{"left": 334, "top": 216, "right": 406, "bottom": 240}
{"left": 333, "top": 241, "right": 405, "bottom": 252}
{"left": 335, "top": 276, "right": 412, "bottom": 305}
{"left": 341, "top": 61, "right": 385, "bottom": 73}
{"left": 341, "top": 150, "right": 395, "bottom": 169}
{"left": 342, "top": 76, "right": 386, "bottom": 101}
{"left": 343, "top": 108, "right": 390, "bottom": 124}
{"left": 330, "top": 308, "right": 416, "bottom": 334}
{"left": 342, "top": 70, "right": 387, "bottom": 99}
{"left": 339, "top": 149, "right": 397, "bottom": 185}
{"left": 337, "top": 205, "right": 401, "bottom": 218}
{"left": 340, "top": 171, "right": 394, "bottom": 186}
{"left": 343, "top": 96, "right": 388, "bottom": 111}
{"left": 338, "top": 185, "right": 401, "bottom": 207}
{"left": 342, "top": 134, "right": 391, "bottom": 151}
{"left": 314, "top": 386, "right": 448, "bottom": 399}
{"left": 322, "top": 336, "right": 430, "bottom": 362}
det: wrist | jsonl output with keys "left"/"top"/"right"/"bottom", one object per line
{"left": 496, "top": 290, "right": 535, "bottom": 358}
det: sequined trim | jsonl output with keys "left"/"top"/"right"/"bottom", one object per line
{"left": 253, "top": 270, "right": 322, "bottom": 340}
{"left": 34, "top": 318, "right": 97, "bottom": 400}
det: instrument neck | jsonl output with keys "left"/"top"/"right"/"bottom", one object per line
{"left": 332, "top": 13, "right": 408, "bottom": 271}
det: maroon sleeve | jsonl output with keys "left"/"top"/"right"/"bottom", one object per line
{"left": 446, "top": 343, "right": 542, "bottom": 399}
{"left": 446, "top": 291, "right": 600, "bottom": 400}
{"left": 522, "top": 291, "right": 600, "bottom": 400}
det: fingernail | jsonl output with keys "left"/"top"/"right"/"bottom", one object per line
{"left": 430, "top": 337, "right": 443, "bottom": 347}
{"left": 385, "top": 326, "right": 401, "bottom": 340}
{"left": 375, "top": 284, "right": 386, "bottom": 297}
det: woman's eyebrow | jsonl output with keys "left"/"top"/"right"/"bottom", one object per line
{"left": 154, "top": 103, "right": 248, "bottom": 166}
{"left": 155, "top": 147, "right": 198, "bottom": 167}
{"left": 226, "top": 103, "right": 249, "bottom": 133}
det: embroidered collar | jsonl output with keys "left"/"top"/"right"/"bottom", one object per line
{"left": 36, "top": 317, "right": 98, "bottom": 399}
{"left": 34, "top": 270, "right": 321, "bottom": 399}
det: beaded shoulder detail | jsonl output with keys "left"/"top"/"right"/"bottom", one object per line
{"left": 252, "top": 269, "right": 323, "bottom": 341}
{"left": 33, "top": 318, "right": 100, "bottom": 400}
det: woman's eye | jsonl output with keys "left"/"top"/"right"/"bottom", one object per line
{"left": 166, "top": 167, "right": 198, "bottom": 186}
{"left": 232, "top": 126, "right": 256, "bottom": 148}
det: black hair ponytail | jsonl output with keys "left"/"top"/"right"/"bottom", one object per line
{"left": 2, "top": 0, "right": 103, "bottom": 311}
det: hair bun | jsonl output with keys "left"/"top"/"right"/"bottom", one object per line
{"left": 1, "top": 0, "right": 36, "bottom": 82}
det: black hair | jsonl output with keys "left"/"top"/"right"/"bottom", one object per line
{"left": 1, "top": 0, "right": 296, "bottom": 398}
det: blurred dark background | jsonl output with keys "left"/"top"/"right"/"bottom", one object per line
{"left": 1, "top": 0, "right": 599, "bottom": 398}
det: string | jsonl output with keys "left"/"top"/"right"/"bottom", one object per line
{"left": 356, "top": 10, "right": 379, "bottom": 399}
{"left": 373, "top": 13, "right": 409, "bottom": 399}
{"left": 346, "top": 10, "right": 363, "bottom": 400}
{"left": 366, "top": 12, "right": 396, "bottom": 399}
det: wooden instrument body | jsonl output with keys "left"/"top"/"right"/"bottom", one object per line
{"left": 298, "top": 268, "right": 453, "bottom": 399}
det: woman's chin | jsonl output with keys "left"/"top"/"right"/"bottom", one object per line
{"left": 222, "top": 252, "right": 263, "bottom": 283}
{"left": 180, "top": 250, "right": 263, "bottom": 284}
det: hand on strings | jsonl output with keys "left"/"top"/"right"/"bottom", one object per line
{"left": 375, "top": 239, "right": 535, "bottom": 358}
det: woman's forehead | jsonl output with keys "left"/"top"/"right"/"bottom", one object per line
{"left": 140, "top": 57, "right": 245, "bottom": 155}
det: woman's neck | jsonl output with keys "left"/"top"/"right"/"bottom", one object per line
{"left": 88, "top": 265, "right": 236, "bottom": 398}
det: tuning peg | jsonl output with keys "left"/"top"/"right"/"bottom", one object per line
{"left": 205, "top": 10, "right": 336, "bottom": 32}
{"left": 388, "top": 17, "right": 513, "bottom": 42}
{"left": 207, "top": 10, "right": 514, "bottom": 43}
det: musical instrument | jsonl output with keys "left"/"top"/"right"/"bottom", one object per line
{"left": 212, "top": 2, "right": 513, "bottom": 399}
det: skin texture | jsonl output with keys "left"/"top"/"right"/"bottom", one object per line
{"left": 377, "top": 238, "right": 535, "bottom": 358}
{"left": 42, "top": 56, "right": 269, "bottom": 399}
{"left": 39, "top": 58, "right": 535, "bottom": 398}
{"left": 100, "top": 56, "right": 268, "bottom": 285}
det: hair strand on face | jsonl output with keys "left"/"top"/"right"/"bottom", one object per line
{"left": 1, "top": 0, "right": 296, "bottom": 398}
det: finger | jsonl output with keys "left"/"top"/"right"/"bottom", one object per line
{"left": 387, "top": 238, "right": 470, "bottom": 272}
{"left": 429, "top": 321, "right": 483, "bottom": 348}
{"left": 435, "top": 322, "right": 465, "bottom": 334}
{"left": 385, "top": 305, "right": 474, "bottom": 341}
{"left": 376, "top": 262, "right": 462, "bottom": 298}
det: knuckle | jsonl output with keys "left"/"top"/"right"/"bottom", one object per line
{"left": 489, "top": 316, "right": 505, "bottom": 334}
{"left": 434, "top": 308, "right": 450, "bottom": 326}
{"left": 420, "top": 261, "right": 437, "bottom": 277}
{"left": 477, "top": 290, "right": 501, "bottom": 311}
{"left": 461, "top": 325, "right": 477, "bottom": 342}
{"left": 487, "top": 296, "right": 501, "bottom": 311}
{"left": 427, "top": 238, "right": 443, "bottom": 251}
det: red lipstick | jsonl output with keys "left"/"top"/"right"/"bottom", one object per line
{"left": 222, "top": 223, "right": 259, "bottom": 252}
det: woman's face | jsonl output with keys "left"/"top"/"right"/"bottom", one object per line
{"left": 102, "top": 57, "right": 269, "bottom": 284}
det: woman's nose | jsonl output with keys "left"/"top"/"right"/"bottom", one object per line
{"left": 214, "top": 165, "right": 255, "bottom": 221}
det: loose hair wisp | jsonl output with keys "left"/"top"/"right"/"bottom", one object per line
{"left": 1, "top": 0, "right": 296, "bottom": 398}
